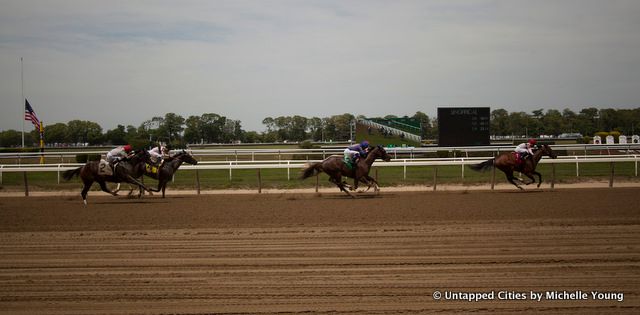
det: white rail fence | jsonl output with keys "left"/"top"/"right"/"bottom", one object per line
{"left": 2, "top": 143, "right": 640, "bottom": 163}
{"left": 1, "top": 154, "right": 638, "bottom": 196}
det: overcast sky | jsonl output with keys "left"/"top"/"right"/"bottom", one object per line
{"left": 1, "top": 0, "right": 639, "bottom": 132}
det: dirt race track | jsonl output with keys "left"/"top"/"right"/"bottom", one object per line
{"left": 0, "top": 188, "right": 639, "bottom": 314}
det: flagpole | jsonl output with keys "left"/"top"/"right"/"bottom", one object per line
{"left": 21, "top": 57, "right": 24, "bottom": 148}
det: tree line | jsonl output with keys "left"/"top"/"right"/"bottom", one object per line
{"left": 490, "top": 107, "right": 640, "bottom": 138}
{"left": 0, "top": 107, "right": 638, "bottom": 148}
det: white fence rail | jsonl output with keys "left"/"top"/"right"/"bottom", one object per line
{"left": 2, "top": 143, "right": 640, "bottom": 163}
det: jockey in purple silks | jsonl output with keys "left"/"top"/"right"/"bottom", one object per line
{"left": 344, "top": 140, "right": 370, "bottom": 165}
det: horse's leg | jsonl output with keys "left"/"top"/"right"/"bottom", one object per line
{"left": 331, "top": 175, "right": 354, "bottom": 198}
{"left": 113, "top": 183, "right": 121, "bottom": 194}
{"left": 505, "top": 171, "right": 523, "bottom": 190}
{"left": 162, "top": 182, "right": 167, "bottom": 198}
{"left": 81, "top": 179, "right": 93, "bottom": 205}
{"left": 123, "top": 174, "right": 151, "bottom": 192}
{"left": 98, "top": 180, "right": 117, "bottom": 196}
{"left": 533, "top": 171, "right": 543, "bottom": 188}
{"left": 523, "top": 173, "right": 536, "bottom": 185}
{"left": 363, "top": 175, "right": 379, "bottom": 192}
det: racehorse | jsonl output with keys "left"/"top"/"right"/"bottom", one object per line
{"left": 117, "top": 150, "right": 198, "bottom": 198}
{"left": 62, "top": 150, "right": 153, "bottom": 204}
{"left": 469, "top": 144, "right": 557, "bottom": 190}
{"left": 300, "top": 145, "right": 391, "bottom": 197}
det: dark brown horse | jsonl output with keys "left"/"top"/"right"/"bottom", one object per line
{"left": 300, "top": 145, "right": 391, "bottom": 197}
{"left": 469, "top": 144, "right": 557, "bottom": 189}
{"left": 62, "top": 150, "right": 152, "bottom": 204}
{"left": 118, "top": 150, "right": 198, "bottom": 198}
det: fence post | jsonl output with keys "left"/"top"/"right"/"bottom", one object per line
{"left": 433, "top": 166, "right": 437, "bottom": 191}
{"left": 491, "top": 162, "right": 496, "bottom": 190}
{"left": 0, "top": 165, "right": 3, "bottom": 185}
{"left": 403, "top": 160, "right": 407, "bottom": 180}
{"left": 258, "top": 169, "right": 262, "bottom": 193}
{"left": 57, "top": 164, "right": 61, "bottom": 184}
{"left": 229, "top": 162, "right": 233, "bottom": 181}
{"left": 575, "top": 156, "right": 579, "bottom": 177}
{"left": 551, "top": 163, "right": 556, "bottom": 189}
{"left": 23, "top": 172, "right": 29, "bottom": 197}
{"left": 195, "top": 169, "right": 201, "bottom": 195}
{"left": 461, "top": 158, "right": 465, "bottom": 180}
{"left": 287, "top": 161, "right": 290, "bottom": 181}
{"left": 609, "top": 162, "right": 614, "bottom": 188}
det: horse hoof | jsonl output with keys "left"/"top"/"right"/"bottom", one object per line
{"left": 83, "top": 199, "right": 87, "bottom": 205}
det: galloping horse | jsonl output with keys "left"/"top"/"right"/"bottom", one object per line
{"left": 469, "top": 144, "right": 557, "bottom": 190}
{"left": 62, "top": 150, "right": 153, "bottom": 204}
{"left": 300, "top": 145, "right": 391, "bottom": 197}
{"left": 118, "top": 150, "right": 198, "bottom": 198}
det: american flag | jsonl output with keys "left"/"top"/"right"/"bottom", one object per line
{"left": 25, "top": 99, "right": 40, "bottom": 127}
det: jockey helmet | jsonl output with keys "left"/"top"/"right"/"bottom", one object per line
{"left": 528, "top": 139, "right": 537, "bottom": 146}
{"left": 360, "top": 140, "right": 369, "bottom": 148}
{"left": 123, "top": 144, "right": 132, "bottom": 152}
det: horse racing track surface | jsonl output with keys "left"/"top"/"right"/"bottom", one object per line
{"left": 0, "top": 188, "right": 638, "bottom": 314}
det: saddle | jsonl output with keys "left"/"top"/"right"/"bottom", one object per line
{"left": 513, "top": 152, "right": 529, "bottom": 166}
{"left": 343, "top": 156, "right": 355, "bottom": 170}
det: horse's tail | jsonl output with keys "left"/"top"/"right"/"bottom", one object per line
{"left": 469, "top": 159, "right": 494, "bottom": 172}
{"left": 62, "top": 167, "right": 82, "bottom": 181}
{"left": 300, "top": 162, "right": 323, "bottom": 180}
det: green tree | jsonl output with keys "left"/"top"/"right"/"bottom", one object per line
{"left": 0, "top": 130, "right": 23, "bottom": 147}
{"left": 290, "top": 115, "right": 308, "bottom": 141}
{"left": 244, "top": 131, "right": 262, "bottom": 143}
{"left": 104, "top": 124, "right": 127, "bottom": 145}
{"left": 184, "top": 115, "right": 203, "bottom": 144}
{"left": 412, "top": 111, "right": 433, "bottom": 139}
{"left": 507, "top": 112, "right": 530, "bottom": 136}
{"left": 562, "top": 109, "right": 578, "bottom": 134}
{"left": 67, "top": 120, "right": 103, "bottom": 145}
{"left": 307, "top": 117, "right": 323, "bottom": 141}
{"left": 333, "top": 113, "right": 354, "bottom": 141}
{"left": 44, "top": 123, "right": 69, "bottom": 144}
{"left": 158, "top": 113, "right": 185, "bottom": 143}
{"left": 540, "top": 109, "right": 563, "bottom": 135}
{"left": 490, "top": 109, "right": 509, "bottom": 136}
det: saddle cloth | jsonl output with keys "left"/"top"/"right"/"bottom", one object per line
{"left": 145, "top": 163, "right": 159, "bottom": 174}
{"left": 98, "top": 159, "right": 114, "bottom": 176}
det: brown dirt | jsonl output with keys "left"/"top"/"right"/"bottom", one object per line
{"left": 0, "top": 188, "right": 639, "bottom": 314}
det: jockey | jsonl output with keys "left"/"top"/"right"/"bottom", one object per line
{"left": 514, "top": 139, "right": 537, "bottom": 161}
{"left": 148, "top": 145, "right": 169, "bottom": 166}
{"left": 344, "top": 140, "right": 370, "bottom": 165}
{"left": 106, "top": 144, "right": 133, "bottom": 164}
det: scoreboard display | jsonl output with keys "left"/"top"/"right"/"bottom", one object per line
{"left": 438, "top": 107, "right": 490, "bottom": 146}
